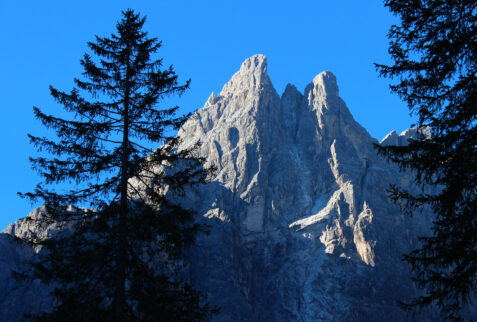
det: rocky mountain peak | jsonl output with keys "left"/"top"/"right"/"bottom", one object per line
{"left": 380, "top": 126, "right": 432, "bottom": 146}
{"left": 312, "top": 71, "right": 339, "bottom": 98}
{"left": 219, "top": 54, "right": 273, "bottom": 97}
{"left": 305, "top": 70, "right": 340, "bottom": 110}
{"left": 205, "top": 91, "right": 218, "bottom": 106}
{"left": 281, "top": 83, "right": 302, "bottom": 100}
{"left": 240, "top": 54, "right": 267, "bottom": 75}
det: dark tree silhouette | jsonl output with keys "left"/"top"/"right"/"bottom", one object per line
{"left": 19, "top": 9, "right": 216, "bottom": 321}
{"left": 375, "top": 0, "right": 476, "bottom": 319}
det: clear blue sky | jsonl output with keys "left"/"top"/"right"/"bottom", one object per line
{"left": 0, "top": 0, "right": 413, "bottom": 229}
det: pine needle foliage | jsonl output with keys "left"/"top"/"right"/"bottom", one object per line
{"left": 375, "top": 0, "right": 477, "bottom": 320}
{"left": 18, "top": 9, "right": 216, "bottom": 321}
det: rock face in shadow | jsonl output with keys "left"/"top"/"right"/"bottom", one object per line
{"left": 1, "top": 55, "right": 442, "bottom": 321}
{"left": 0, "top": 234, "right": 51, "bottom": 320}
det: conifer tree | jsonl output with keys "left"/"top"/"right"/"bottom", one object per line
{"left": 19, "top": 9, "right": 216, "bottom": 321}
{"left": 375, "top": 0, "right": 476, "bottom": 319}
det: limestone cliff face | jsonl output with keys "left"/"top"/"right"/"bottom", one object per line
{"left": 178, "top": 55, "right": 436, "bottom": 321}
{"left": 1, "top": 55, "right": 440, "bottom": 321}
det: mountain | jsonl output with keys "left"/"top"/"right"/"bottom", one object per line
{"left": 1, "top": 55, "right": 445, "bottom": 321}
{"left": 176, "top": 54, "right": 438, "bottom": 321}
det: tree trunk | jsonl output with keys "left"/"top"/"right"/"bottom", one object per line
{"left": 115, "top": 57, "right": 131, "bottom": 321}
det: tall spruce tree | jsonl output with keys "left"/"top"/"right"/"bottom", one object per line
{"left": 19, "top": 9, "right": 216, "bottom": 321}
{"left": 375, "top": 0, "right": 476, "bottom": 319}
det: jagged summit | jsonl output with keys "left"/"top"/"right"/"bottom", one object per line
{"left": 240, "top": 54, "right": 267, "bottom": 74}
{"left": 220, "top": 54, "right": 273, "bottom": 97}
{"left": 380, "top": 126, "right": 432, "bottom": 146}
{"left": 205, "top": 91, "right": 218, "bottom": 106}
{"left": 311, "top": 71, "right": 339, "bottom": 97}
{"left": 204, "top": 56, "right": 345, "bottom": 124}
{"left": 283, "top": 83, "right": 299, "bottom": 95}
